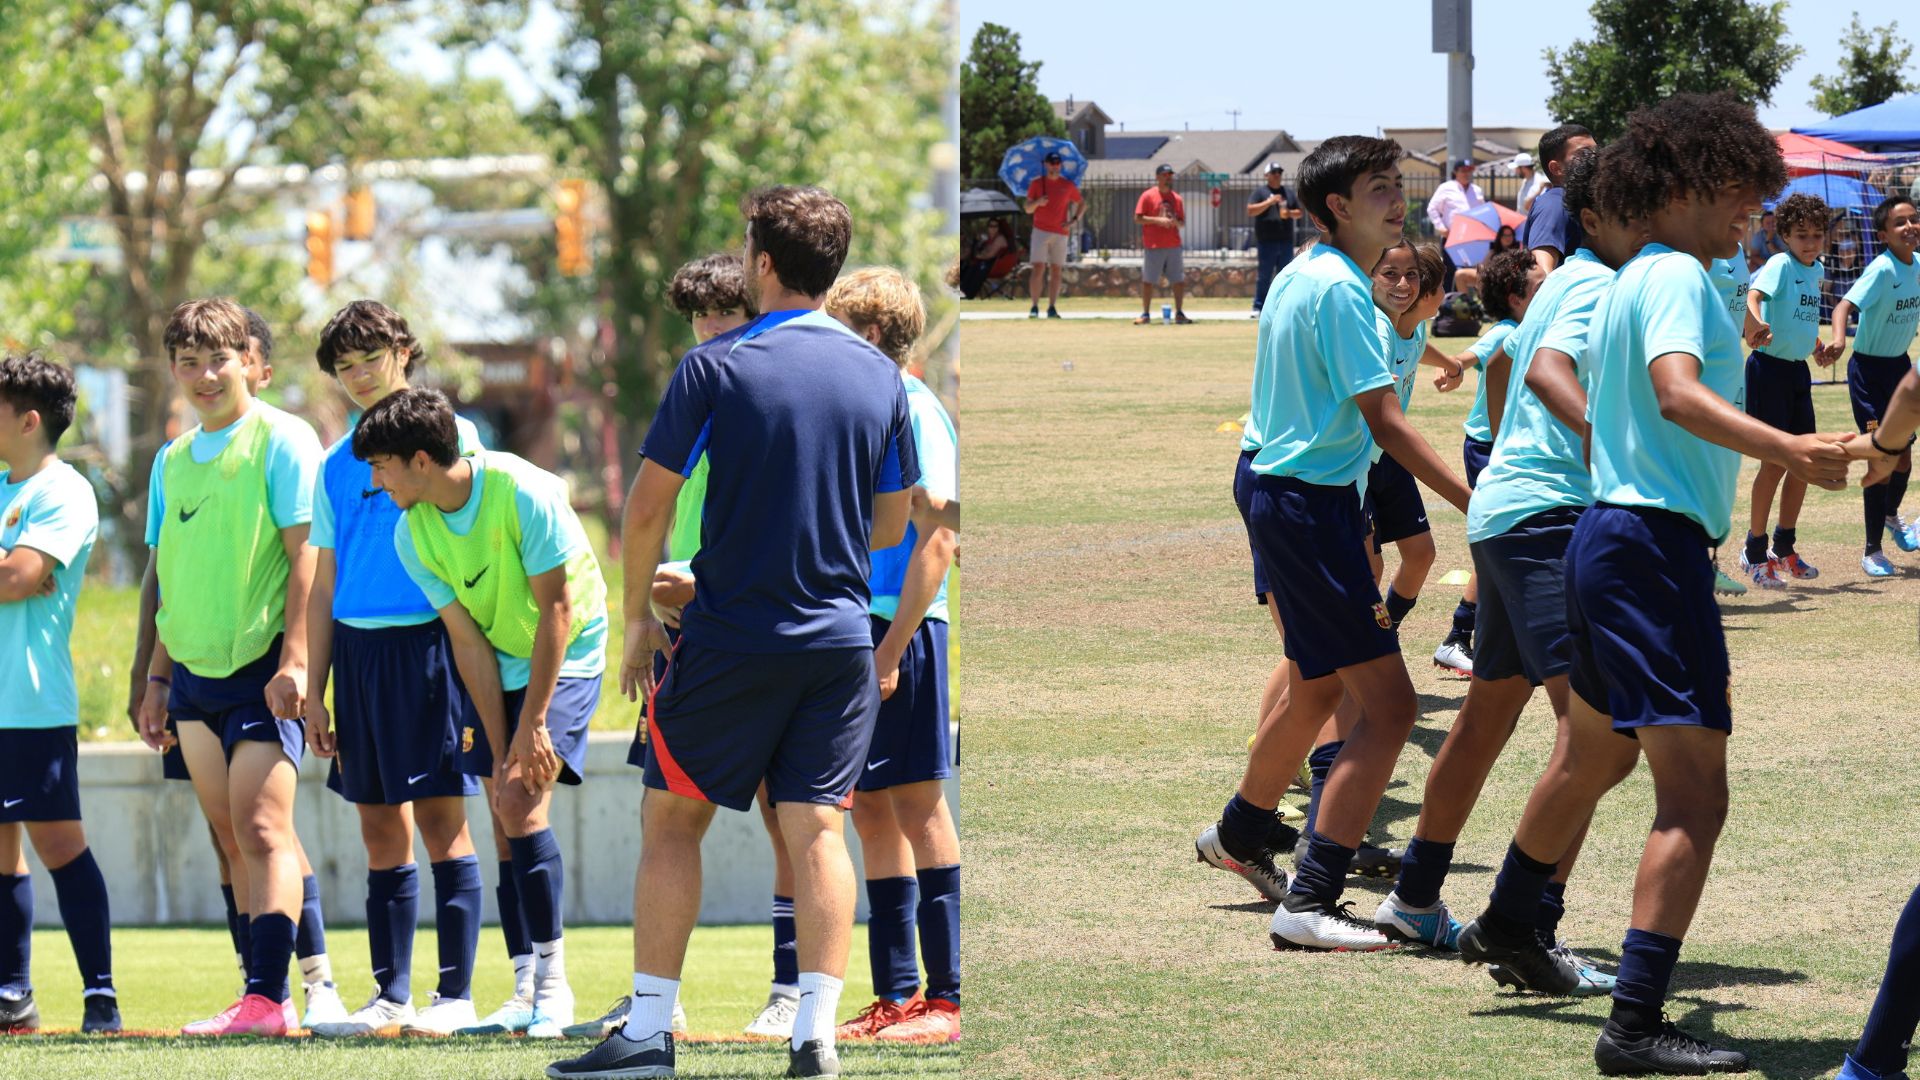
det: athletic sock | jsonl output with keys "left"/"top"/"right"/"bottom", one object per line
{"left": 495, "top": 859, "right": 533, "bottom": 974}
{"left": 1867, "top": 482, "right": 1890, "bottom": 553}
{"left": 1288, "top": 829, "right": 1355, "bottom": 904}
{"left": 1853, "top": 880, "right": 1920, "bottom": 1076}
{"left": 1609, "top": 927, "right": 1682, "bottom": 1034}
{"left": 0, "top": 872, "right": 30, "bottom": 990}
{"left": 1303, "top": 741, "right": 1343, "bottom": 838}
{"left": 1772, "top": 526, "right": 1798, "bottom": 557}
{"left": 1218, "top": 792, "right": 1276, "bottom": 860}
{"left": 1890, "top": 468, "right": 1911, "bottom": 518}
{"left": 507, "top": 830, "right": 565, "bottom": 950}
{"left": 49, "top": 850, "right": 112, "bottom": 994}
{"left": 1394, "top": 837, "right": 1455, "bottom": 910}
{"left": 770, "top": 895, "right": 798, "bottom": 991}
{"left": 295, "top": 874, "right": 330, "bottom": 986}
{"left": 532, "top": 937, "right": 566, "bottom": 990}
{"left": 1744, "top": 531, "right": 1768, "bottom": 566}
{"left": 864, "top": 877, "right": 919, "bottom": 1002}
{"left": 430, "top": 857, "right": 482, "bottom": 1001}
{"left": 367, "top": 865, "right": 418, "bottom": 1003}
{"left": 917, "top": 865, "right": 960, "bottom": 1005}
{"left": 1384, "top": 586, "right": 1417, "bottom": 631}
{"left": 512, "top": 953, "right": 535, "bottom": 1001}
{"left": 1483, "top": 840, "right": 1557, "bottom": 944}
{"left": 625, "top": 971, "right": 679, "bottom": 1039}
{"left": 221, "top": 883, "right": 245, "bottom": 979}
{"left": 1450, "top": 599, "right": 1477, "bottom": 638}
{"left": 1535, "top": 880, "right": 1569, "bottom": 946}
{"left": 236, "top": 914, "right": 252, "bottom": 984}
{"left": 792, "top": 971, "right": 843, "bottom": 1052}
{"left": 245, "top": 912, "right": 296, "bottom": 1004}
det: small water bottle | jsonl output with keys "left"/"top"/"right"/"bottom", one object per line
{"left": 1161, "top": 303, "right": 1172, "bottom": 324}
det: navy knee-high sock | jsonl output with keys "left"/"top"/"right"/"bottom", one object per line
{"left": 865, "top": 876, "right": 919, "bottom": 1002}
{"left": 245, "top": 913, "right": 296, "bottom": 1004}
{"left": 236, "top": 914, "right": 252, "bottom": 983}
{"left": 0, "top": 873, "right": 30, "bottom": 991}
{"left": 1890, "top": 469, "right": 1911, "bottom": 518}
{"left": 1536, "top": 880, "right": 1569, "bottom": 945}
{"left": 1394, "top": 837, "right": 1456, "bottom": 909}
{"left": 771, "top": 895, "right": 798, "bottom": 989}
{"left": 495, "top": 860, "right": 531, "bottom": 960}
{"left": 367, "top": 865, "right": 418, "bottom": 1003}
{"left": 1854, "top": 880, "right": 1920, "bottom": 1076}
{"left": 1218, "top": 792, "right": 1275, "bottom": 860}
{"left": 295, "top": 873, "right": 326, "bottom": 960}
{"left": 1867, "top": 482, "right": 1890, "bottom": 552}
{"left": 431, "top": 857, "right": 482, "bottom": 1001}
{"left": 506, "top": 830, "right": 563, "bottom": 944}
{"left": 49, "top": 850, "right": 112, "bottom": 993}
{"left": 1303, "top": 741, "right": 1343, "bottom": 839}
{"left": 1450, "top": 600, "right": 1476, "bottom": 637}
{"left": 1610, "top": 928, "right": 1682, "bottom": 1033}
{"left": 917, "top": 865, "right": 960, "bottom": 1004}
{"left": 221, "top": 884, "right": 244, "bottom": 976}
{"left": 1482, "top": 840, "right": 1556, "bottom": 944}
{"left": 1290, "top": 830, "right": 1356, "bottom": 903}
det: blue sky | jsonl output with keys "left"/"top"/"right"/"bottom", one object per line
{"left": 961, "top": 0, "right": 1920, "bottom": 137}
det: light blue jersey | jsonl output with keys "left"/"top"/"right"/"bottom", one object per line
{"left": 1587, "top": 243, "right": 1745, "bottom": 542}
{"left": 1709, "top": 244, "right": 1751, "bottom": 329}
{"left": 393, "top": 453, "right": 607, "bottom": 690}
{"left": 870, "top": 373, "right": 956, "bottom": 624}
{"left": 1842, "top": 249, "right": 1920, "bottom": 357}
{"left": 1462, "top": 320, "right": 1519, "bottom": 443}
{"left": 1370, "top": 310, "right": 1428, "bottom": 463}
{"left": 1244, "top": 244, "right": 1394, "bottom": 485}
{"left": 1751, "top": 251, "right": 1825, "bottom": 360}
{"left": 145, "top": 399, "right": 321, "bottom": 545}
{"left": 1467, "top": 252, "right": 1614, "bottom": 542}
{"left": 0, "top": 462, "right": 97, "bottom": 729}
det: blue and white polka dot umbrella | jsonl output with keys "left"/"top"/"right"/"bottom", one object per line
{"left": 999, "top": 136, "right": 1087, "bottom": 196}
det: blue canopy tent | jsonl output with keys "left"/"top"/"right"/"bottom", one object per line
{"left": 1794, "top": 93, "right": 1920, "bottom": 152}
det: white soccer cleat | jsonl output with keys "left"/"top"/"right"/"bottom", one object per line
{"left": 744, "top": 989, "right": 799, "bottom": 1039}
{"left": 1269, "top": 891, "right": 1398, "bottom": 952}
{"left": 308, "top": 991, "right": 413, "bottom": 1038}
{"left": 1432, "top": 638, "right": 1473, "bottom": 677}
{"left": 402, "top": 993, "right": 478, "bottom": 1036}
{"left": 1374, "top": 891, "right": 1461, "bottom": 950}
{"left": 300, "top": 980, "right": 351, "bottom": 1029}
{"left": 525, "top": 982, "right": 575, "bottom": 1039}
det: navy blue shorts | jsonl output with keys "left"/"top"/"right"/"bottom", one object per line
{"left": 1233, "top": 450, "right": 1273, "bottom": 602}
{"left": 458, "top": 675, "right": 600, "bottom": 786}
{"left": 1849, "top": 351, "right": 1911, "bottom": 432}
{"left": 1563, "top": 505, "right": 1731, "bottom": 735}
{"left": 1470, "top": 506, "right": 1583, "bottom": 686}
{"left": 856, "top": 615, "right": 952, "bottom": 792}
{"left": 170, "top": 637, "right": 305, "bottom": 766}
{"left": 1745, "top": 351, "right": 1816, "bottom": 435}
{"left": 161, "top": 718, "right": 191, "bottom": 781}
{"left": 1463, "top": 436, "right": 1494, "bottom": 489}
{"left": 0, "top": 727, "right": 82, "bottom": 822}
{"left": 1247, "top": 473, "right": 1398, "bottom": 681}
{"left": 633, "top": 639, "right": 878, "bottom": 812}
{"left": 1364, "top": 453, "right": 1430, "bottom": 550}
{"left": 325, "top": 621, "right": 482, "bottom": 805}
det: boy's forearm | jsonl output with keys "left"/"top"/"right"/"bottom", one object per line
{"left": 621, "top": 483, "right": 672, "bottom": 622}
{"left": 451, "top": 639, "right": 509, "bottom": 754}
{"left": 1484, "top": 352, "right": 1513, "bottom": 440}
{"left": 1367, "top": 403, "right": 1470, "bottom": 513}
{"left": 278, "top": 528, "right": 315, "bottom": 670}
{"left": 521, "top": 599, "right": 571, "bottom": 726}
{"left": 1831, "top": 301, "right": 1853, "bottom": 348}
{"left": 132, "top": 550, "right": 158, "bottom": 678}
{"left": 305, "top": 559, "right": 335, "bottom": 702}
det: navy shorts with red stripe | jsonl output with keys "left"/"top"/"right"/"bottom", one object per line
{"left": 855, "top": 614, "right": 951, "bottom": 792}
{"left": 457, "top": 675, "right": 600, "bottom": 785}
{"left": 632, "top": 637, "right": 878, "bottom": 813}
{"left": 0, "top": 727, "right": 83, "bottom": 822}
{"left": 169, "top": 636, "right": 305, "bottom": 766}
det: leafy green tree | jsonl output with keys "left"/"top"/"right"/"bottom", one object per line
{"left": 1810, "top": 14, "right": 1916, "bottom": 117}
{"left": 960, "top": 22, "right": 1062, "bottom": 182}
{"left": 1544, "top": 0, "right": 1802, "bottom": 141}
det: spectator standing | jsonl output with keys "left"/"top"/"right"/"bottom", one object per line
{"left": 1428, "top": 158, "right": 1486, "bottom": 292}
{"left": 1135, "top": 164, "right": 1191, "bottom": 325}
{"left": 1515, "top": 152, "right": 1547, "bottom": 214}
{"left": 1521, "top": 123, "right": 1597, "bottom": 275}
{"left": 1024, "top": 152, "right": 1082, "bottom": 319}
{"left": 1249, "top": 161, "right": 1304, "bottom": 317}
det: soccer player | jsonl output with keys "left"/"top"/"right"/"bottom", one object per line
{"left": 1524, "top": 123, "right": 1598, "bottom": 275}
{"left": 1193, "top": 136, "right": 1469, "bottom": 950}
{"left": 1830, "top": 194, "right": 1920, "bottom": 576}
{"left": 357, "top": 387, "right": 608, "bottom": 1040}
{"left": 823, "top": 268, "right": 962, "bottom": 1045}
{"left": 302, "top": 301, "right": 487, "bottom": 1038}
{"left": 1738, "top": 193, "right": 1844, "bottom": 587}
{"left": 1706, "top": 232, "right": 1771, "bottom": 595}
{"left": 134, "top": 297, "right": 326, "bottom": 1036}
{"left": 0, "top": 354, "right": 117, "bottom": 1034}
{"left": 1362, "top": 241, "right": 1448, "bottom": 634}
{"left": 549, "top": 185, "right": 916, "bottom": 1080}
{"left": 1451, "top": 94, "right": 1849, "bottom": 1074}
{"left": 1375, "top": 151, "right": 1641, "bottom": 996}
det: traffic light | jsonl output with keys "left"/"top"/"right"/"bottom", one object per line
{"left": 344, "top": 186, "right": 376, "bottom": 241}
{"left": 555, "top": 178, "right": 589, "bottom": 276}
{"left": 305, "top": 210, "right": 334, "bottom": 286}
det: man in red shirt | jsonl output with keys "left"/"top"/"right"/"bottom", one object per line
{"left": 1023, "top": 152, "right": 1082, "bottom": 318}
{"left": 1135, "top": 164, "right": 1190, "bottom": 324}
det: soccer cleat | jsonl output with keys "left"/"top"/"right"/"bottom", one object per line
{"left": 81, "top": 993, "right": 122, "bottom": 1034}
{"left": 183, "top": 993, "right": 290, "bottom": 1036}
{"left": 1594, "top": 1016, "right": 1749, "bottom": 1075}
{"left": 302, "top": 980, "right": 349, "bottom": 1028}
{"left": 1196, "top": 822, "right": 1290, "bottom": 901}
{"left": 786, "top": 1038, "right": 841, "bottom": 1078}
{"left": 834, "top": 993, "right": 920, "bottom": 1041}
{"left": 1269, "top": 891, "right": 1398, "bottom": 951}
{"left": 1027, "top": 305, "right": 1039, "bottom": 319}
{"left": 527, "top": 983, "right": 576, "bottom": 1039}
{"left": 457, "top": 994, "right": 535, "bottom": 1035}
{"left": 546, "top": 1027, "right": 675, "bottom": 1079}
{"left": 1046, "top": 306, "right": 1061, "bottom": 319}
{"left": 403, "top": 993, "right": 478, "bottom": 1036}
{"left": 875, "top": 997, "right": 959, "bottom": 1044}
{"left": 1490, "top": 939, "right": 1615, "bottom": 995}
{"left": 309, "top": 991, "right": 414, "bottom": 1037}
{"left": 1865, "top": 551, "right": 1898, "bottom": 577}
{"left": 744, "top": 989, "right": 800, "bottom": 1039}
{"left": 1133, "top": 313, "right": 1153, "bottom": 325}
{"left": 1456, "top": 919, "right": 1580, "bottom": 994}
{"left": 1889, "top": 515, "right": 1920, "bottom": 553}
{"left": 283, "top": 998, "right": 297, "bottom": 1029}
{"left": 1711, "top": 563, "right": 1748, "bottom": 596}
{"left": 1772, "top": 550, "right": 1819, "bottom": 579}
{"left": 1173, "top": 312, "right": 1194, "bottom": 325}
{"left": 0, "top": 988, "right": 38, "bottom": 1032}
{"left": 1374, "top": 891, "right": 1460, "bottom": 950}
{"left": 1737, "top": 552, "right": 1786, "bottom": 590}
{"left": 1433, "top": 634, "right": 1474, "bottom": 677}
{"left": 1838, "top": 1054, "right": 1908, "bottom": 1080}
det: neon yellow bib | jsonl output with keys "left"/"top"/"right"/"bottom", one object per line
{"left": 405, "top": 453, "right": 606, "bottom": 658}
{"left": 155, "top": 412, "right": 288, "bottom": 678}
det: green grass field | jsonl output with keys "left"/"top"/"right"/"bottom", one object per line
{"left": 6, "top": 925, "right": 956, "bottom": 1078}
{"left": 968, "top": 316, "right": 1915, "bottom": 1079}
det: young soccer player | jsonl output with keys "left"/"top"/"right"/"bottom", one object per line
{"left": 356, "top": 387, "right": 607, "bottom": 1040}
{"left": 303, "top": 301, "right": 487, "bottom": 1038}
{"left": 1831, "top": 194, "right": 1920, "bottom": 576}
{"left": 1193, "top": 136, "right": 1469, "bottom": 950}
{"left": 1706, "top": 236, "right": 1773, "bottom": 595}
{"left": 824, "top": 268, "right": 962, "bottom": 1045}
{"left": 0, "top": 354, "right": 118, "bottom": 1034}
{"left": 1737, "top": 193, "right": 1845, "bottom": 587}
{"left": 1451, "top": 94, "right": 1850, "bottom": 1074}
{"left": 1376, "top": 151, "right": 1641, "bottom": 996}
{"left": 550, "top": 185, "right": 916, "bottom": 1080}
{"left": 134, "top": 297, "right": 326, "bottom": 1036}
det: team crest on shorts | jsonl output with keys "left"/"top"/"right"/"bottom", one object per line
{"left": 1373, "top": 601, "right": 1392, "bottom": 629}
{"left": 461, "top": 726, "right": 474, "bottom": 752}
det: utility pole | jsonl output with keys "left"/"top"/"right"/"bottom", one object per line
{"left": 1433, "top": 0, "right": 1473, "bottom": 169}
{"left": 1226, "top": 108, "right": 1242, "bottom": 131}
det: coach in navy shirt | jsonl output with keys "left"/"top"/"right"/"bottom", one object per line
{"left": 1522, "top": 123, "right": 1597, "bottom": 276}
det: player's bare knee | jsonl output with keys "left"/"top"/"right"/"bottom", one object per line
{"left": 28, "top": 822, "right": 88, "bottom": 870}
{"left": 414, "top": 800, "right": 470, "bottom": 861}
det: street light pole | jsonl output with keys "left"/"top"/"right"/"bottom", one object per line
{"left": 1433, "top": 0, "right": 1473, "bottom": 170}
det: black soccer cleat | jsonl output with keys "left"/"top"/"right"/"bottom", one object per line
{"left": 81, "top": 992, "right": 122, "bottom": 1034}
{"left": 545, "top": 1027, "right": 674, "bottom": 1079}
{"left": 1594, "top": 1016, "right": 1749, "bottom": 1075}
{"left": 1456, "top": 918, "right": 1580, "bottom": 995}
{"left": 1293, "top": 836, "right": 1403, "bottom": 879}
{"left": 0, "top": 988, "right": 37, "bottom": 1033}
{"left": 786, "top": 1038, "right": 841, "bottom": 1077}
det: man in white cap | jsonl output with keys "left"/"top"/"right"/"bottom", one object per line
{"left": 1515, "top": 153, "right": 1547, "bottom": 214}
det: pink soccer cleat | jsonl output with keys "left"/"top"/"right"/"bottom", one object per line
{"left": 182, "top": 993, "right": 291, "bottom": 1036}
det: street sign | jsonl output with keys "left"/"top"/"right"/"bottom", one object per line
{"left": 1199, "top": 172, "right": 1230, "bottom": 183}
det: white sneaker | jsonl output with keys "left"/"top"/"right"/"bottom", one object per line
{"left": 1432, "top": 638, "right": 1473, "bottom": 677}
{"left": 300, "top": 981, "right": 351, "bottom": 1029}
{"left": 525, "top": 982, "right": 574, "bottom": 1039}
{"left": 309, "top": 992, "right": 413, "bottom": 1037}
{"left": 1373, "top": 891, "right": 1461, "bottom": 950}
{"left": 743, "top": 989, "right": 799, "bottom": 1039}
{"left": 402, "top": 993, "right": 477, "bottom": 1036}
{"left": 455, "top": 995, "right": 534, "bottom": 1035}
{"left": 1268, "top": 892, "right": 1398, "bottom": 951}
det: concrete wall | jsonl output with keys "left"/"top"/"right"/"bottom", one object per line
{"left": 21, "top": 734, "right": 958, "bottom": 927}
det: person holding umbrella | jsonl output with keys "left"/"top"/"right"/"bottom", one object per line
{"left": 1428, "top": 158, "right": 1487, "bottom": 292}
{"left": 1024, "top": 152, "right": 1082, "bottom": 318}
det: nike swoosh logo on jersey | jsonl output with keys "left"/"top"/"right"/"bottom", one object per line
{"left": 178, "top": 501, "right": 207, "bottom": 523}
{"left": 464, "top": 567, "right": 488, "bottom": 588}
{"left": 361, "top": 488, "right": 380, "bottom": 499}
{"left": 408, "top": 773, "right": 430, "bottom": 784}
{"left": 866, "top": 758, "right": 890, "bottom": 771}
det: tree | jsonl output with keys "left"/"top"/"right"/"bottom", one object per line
{"left": 960, "top": 22, "right": 1063, "bottom": 182}
{"left": 1810, "top": 14, "right": 1916, "bottom": 117}
{"left": 1543, "top": 0, "right": 1802, "bottom": 142}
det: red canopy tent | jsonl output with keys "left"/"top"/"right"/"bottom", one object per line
{"left": 1777, "top": 131, "right": 1876, "bottom": 175}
